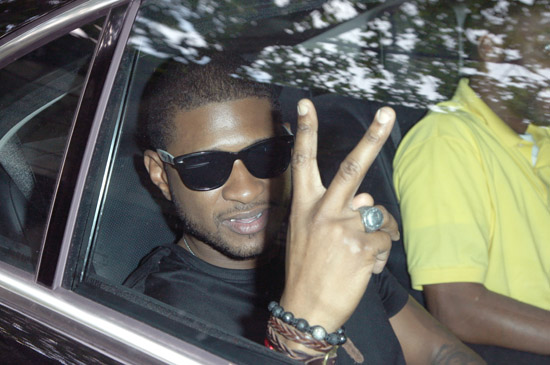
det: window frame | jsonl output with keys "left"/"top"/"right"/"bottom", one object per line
{"left": 0, "top": 0, "right": 221, "bottom": 363}
{"left": 35, "top": 0, "right": 134, "bottom": 288}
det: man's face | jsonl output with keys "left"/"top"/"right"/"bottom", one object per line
{"left": 163, "top": 97, "right": 291, "bottom": 261}
{"left": 481, "top": 9, "right": 550, "bottom": 128}
{"left": 516, "top": 17, "right": 550, "bottom": 127}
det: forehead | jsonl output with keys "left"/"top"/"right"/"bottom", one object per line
{"left": 168, "top": 97, "right": 277, "bottom": 154}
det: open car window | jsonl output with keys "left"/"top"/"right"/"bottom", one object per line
{"left": 64, "top": 0, "right": 464, "bottom": 361}
{"left": 63, "top": 0, "right": 549, "bottom": 362}
{"left": 64, "top": 1, "right": 435, "bottom": 361}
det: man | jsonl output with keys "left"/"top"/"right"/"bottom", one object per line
{"left": 126, "top": 60, "right": 483, "bottom": 364}
{"left": 393, "top": 1, "right": 550, "bottom": 362}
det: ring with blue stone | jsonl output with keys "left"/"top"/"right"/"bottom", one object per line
{"left": 358, "top": 206, "right": 384, "bottom": 233}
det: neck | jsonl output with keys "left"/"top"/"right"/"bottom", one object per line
{"left": 469, "top": 75, "right": 529, "bottom": 134}
{"left": 177, "top": 234, "right": 277, "bottom": 270}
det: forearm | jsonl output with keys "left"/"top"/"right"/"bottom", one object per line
{"left": 425, "top": 282, "right": 550, "bottom": 354}
{"left": 390, "top": 297, "right": 485, "bottom": 364}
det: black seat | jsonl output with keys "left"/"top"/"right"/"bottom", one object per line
{"left": 0, "top": 164, "right": 28, "bottom": 244}
{"left": 0, "top": 147, "right": 44, "bottom": 271}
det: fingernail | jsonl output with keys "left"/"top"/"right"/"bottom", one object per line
{"left": 297, "top": 102, "right": 309, "bottom": 116}
{"left": 376, "top": 107, "right": 392, "bottom": 124}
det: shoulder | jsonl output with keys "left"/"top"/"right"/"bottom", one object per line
{"left": 372, "top": 269, "right": 409, "bottom": 317}
{"left": 394, "top": 102, "right": 483, "bottom": 174}
{"left": 123, "top": 245, "right": 178, "bottom": 290}
{"left": 402, "top": 103, "right": 479, "bottom": 147}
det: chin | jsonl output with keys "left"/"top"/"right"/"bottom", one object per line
{"left": 226, "top": 238, "right": 269, "bottom": 260}
{"left": 222, "top": 232, "right": 283, "bottom": 261}
{"left": 224, "top": 218, "right": 285, "bottom": 259}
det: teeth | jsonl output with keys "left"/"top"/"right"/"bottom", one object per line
{"left": 230, "top": 211, "right": 263, "bottom": 222}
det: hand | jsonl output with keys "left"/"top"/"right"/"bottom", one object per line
{"left": 280, "top": 98, "right": 399, "bottom": 334}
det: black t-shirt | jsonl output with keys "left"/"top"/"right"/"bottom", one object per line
{"left": 125, "top": 244, "right": 408, "bottom": 364}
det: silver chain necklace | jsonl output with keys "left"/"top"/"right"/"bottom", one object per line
{"left": 183, "top": 236, "right": 196, "bottom": 257}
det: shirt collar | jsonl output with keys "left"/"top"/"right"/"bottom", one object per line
{"left": 527, "top": 123, "right": 550, "bottom": 143}
{"left": 452, "top": 79, "right": 525, "bottom": 148}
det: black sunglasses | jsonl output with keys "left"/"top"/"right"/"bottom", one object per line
{"left": 157, "top": 135, "right": 294, "bottom": 191}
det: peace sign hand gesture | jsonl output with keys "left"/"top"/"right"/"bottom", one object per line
{"left": 279, "top": 99, "right": 399, "bottom": 337}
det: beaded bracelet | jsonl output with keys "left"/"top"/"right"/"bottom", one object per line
{"left": 268, "top": 301, "right": 347, "bottom": 346}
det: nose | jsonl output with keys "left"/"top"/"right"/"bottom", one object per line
{"left": 221, "top": 159, "right": 265, "bottom": 204}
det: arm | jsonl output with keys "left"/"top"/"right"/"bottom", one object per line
{"left": 424, "top": 282, "right": 550, "bottom": 355}
{"left": 390, "top": 296, "right": 485, "bottom": 364}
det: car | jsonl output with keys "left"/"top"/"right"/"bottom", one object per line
{"left": 0, "top": 0, "right": 545, "bottom": 363}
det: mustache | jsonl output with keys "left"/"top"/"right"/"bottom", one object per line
{"left": 216, "top": 200, "right": 281, "bottom": 219}
{"left": 218, "top": 200, "right": 280, "bottom": 217}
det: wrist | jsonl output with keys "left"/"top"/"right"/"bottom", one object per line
{"left": 266, "top": 301, "right": 345, "bottom": 363}
{"left": 280, "top": 293, "right": 342, "bottom": 332}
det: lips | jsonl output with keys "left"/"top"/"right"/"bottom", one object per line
{"left": 222, "top": 208, "right": 270, "bottom": 235}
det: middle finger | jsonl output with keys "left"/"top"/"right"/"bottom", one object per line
{"left": 324, "top": 107, "right": 396, "bottom": 210}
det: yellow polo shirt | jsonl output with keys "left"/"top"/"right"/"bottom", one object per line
{"left": 393, "top": 79, "right": 550, "bottom": 310}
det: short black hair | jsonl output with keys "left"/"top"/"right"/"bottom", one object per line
{"left": 139, "top": 56, "right": 280, "bottom": 150}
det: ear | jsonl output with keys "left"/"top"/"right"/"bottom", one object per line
{"left": 478, "top": 34, "right": 503, "bottom": 62}
{"left": 144, "top": 150, "right": 172, "bottom": 201}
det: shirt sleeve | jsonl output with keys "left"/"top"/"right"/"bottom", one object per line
{"left": 123, "top": 246, "right": 171, "bottom": 292}
{"left": 375, "top": 268, "right": 409, "bottom": 318}
{"left": 393, "top": 113, "right": 492, "bottom": 290}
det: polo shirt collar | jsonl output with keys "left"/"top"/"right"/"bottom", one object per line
{"left": 452, "top": 78, "right": 524, "bottom": 148}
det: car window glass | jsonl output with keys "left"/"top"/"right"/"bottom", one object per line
{"left": 68, "top": 0, "right": 548, "bottom": 362}
{"left": 0, "top": 19, "right": 104, "bottom": 273}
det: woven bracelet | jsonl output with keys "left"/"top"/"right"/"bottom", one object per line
{"left": 268, "top": 317, "right": 334, "bottom": 353}
{"left": 266, "top": 328, "right": 338, "bottom": 365}
{"left": 268, "top": 301, "right": 347, "bottom": 346}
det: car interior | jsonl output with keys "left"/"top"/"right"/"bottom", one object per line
{"left": 0, "top": 0, "right": 468, "bottom": 315}
{"left": 0, "top": 0, "right": 474, "bottom": 361}
{"left": 1, "top": 1, "right": 549, "bottom": 363}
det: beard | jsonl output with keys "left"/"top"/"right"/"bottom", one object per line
{"left": 525, "top": 90, "right": 550, "bottom": 127}
{"left": 496, "top": 67, "right": 550, "bottom": 127}
{"left": 171, "top": 192, "right": 286, "bottom": 260}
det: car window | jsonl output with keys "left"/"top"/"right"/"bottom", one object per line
{"left": 0, "top": 18, "right": 104, "bottom": 273}
{"left": 66, "top": 0, "right": 548, "bottom": 362}
{"left": 67, "top": 1, "right": 425, "bottom": 362}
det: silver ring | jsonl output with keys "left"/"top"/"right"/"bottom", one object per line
{"left": 358, "top": 206, "right": 384, "bottom": 233}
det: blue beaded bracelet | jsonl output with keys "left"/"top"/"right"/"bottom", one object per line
{"left": 268, "top": 301, "right": 347, "bottom": 346}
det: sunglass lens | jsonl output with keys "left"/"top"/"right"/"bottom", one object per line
{"left": 245, "top": 138, "right": 292, "bottom": 179}
{"left": 178, "top": 153, "right": 233, "bottom": 190}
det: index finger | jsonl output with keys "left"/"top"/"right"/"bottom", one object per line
{"left": 291, "top": 99, "right": 324, "bottom": 198}
{"left": 324, "top": 107, "right": 396, "bottom": 210}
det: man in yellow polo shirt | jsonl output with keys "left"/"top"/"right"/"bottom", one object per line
{"left": 393, "top": 1, "right": 550, "bottom": 360}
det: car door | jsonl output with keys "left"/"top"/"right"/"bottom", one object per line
{"left": 0, "top": 1, "right": 217, "bottom": 363}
